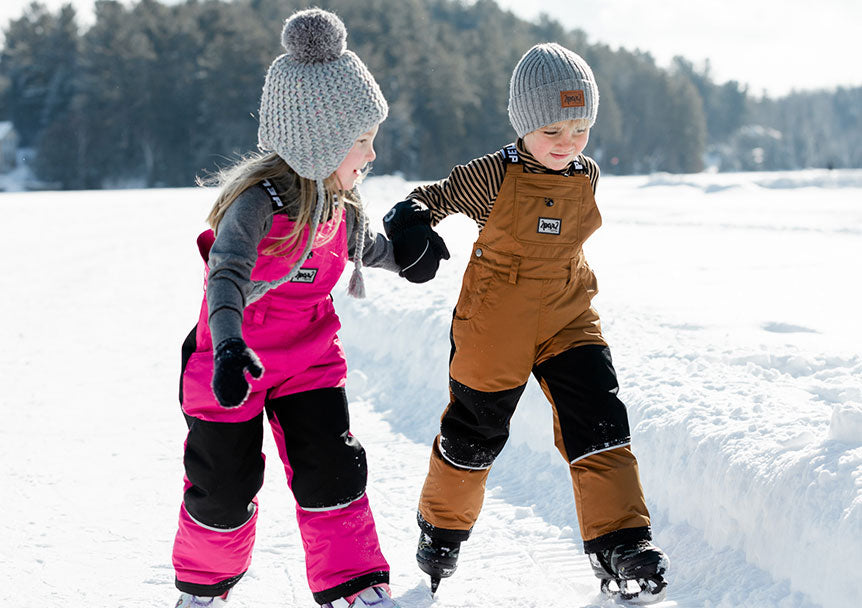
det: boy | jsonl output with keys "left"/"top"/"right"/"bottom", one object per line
{"left": 383, "top": 43, "right": 669, "bottom": 603}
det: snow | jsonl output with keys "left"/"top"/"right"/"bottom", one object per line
{"left": 1, "top": 169, "right": 860, "bottom": 607}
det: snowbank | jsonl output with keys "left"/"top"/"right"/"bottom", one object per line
{"left": 336, "top": 170, "right": 862, "bottom": 607}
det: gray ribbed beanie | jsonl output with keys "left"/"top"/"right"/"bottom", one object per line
{"left": 508, "top": 43, "right": 599, "bottom": 138}
{"left": 258, "top": 9, "right": 388, "bottom": 180}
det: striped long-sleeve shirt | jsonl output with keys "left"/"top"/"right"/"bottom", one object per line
{"left": 408, "top": 139, "right": 600, "bottom": 230}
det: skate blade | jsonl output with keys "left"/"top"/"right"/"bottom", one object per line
{"left": 601, "top": 576, "right": 668, "bottom": 605}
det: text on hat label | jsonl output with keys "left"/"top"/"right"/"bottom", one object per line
{"left": 560, "top": 90, "right": 585, "bottom": 108}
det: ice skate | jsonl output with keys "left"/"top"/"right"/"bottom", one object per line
{"left": 416, "top": 531, "right": 461, "bottom": 594}
{"left": 320, "top": 585, "right": 400, "bottom": 607}
{"left": 589, "top": 540, "right": 669, "bottom": 604}
{"left": 174, "top": 590, "right": 230, "bottom": 607}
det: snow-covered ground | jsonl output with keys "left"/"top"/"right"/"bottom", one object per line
{"left": 1, "top": 169, "right": 859, "bottom": 608}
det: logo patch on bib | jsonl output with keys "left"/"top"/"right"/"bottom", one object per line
{"left": 537, "top": 218, "right": 562, "bottom": 235}
{"left": 290, "top": 268, "right": 318, "bottom": 283}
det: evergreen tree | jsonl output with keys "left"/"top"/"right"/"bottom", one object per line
{"left": 191, "top": 0, "right": 272, "bottom": 179}
{"left": 673, "top": 57, "right": 747, "bottom": 143}
{"left": 1, "top": 2, "right": 79, "bottom": 147}
{"left": 663, "top": 72, "right": 707, "bottom": 173}
{"left": 2, "top": 0, "right": 857, "bottom": 188}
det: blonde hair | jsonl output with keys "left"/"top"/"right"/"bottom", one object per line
{"left": 201, "top": 152, "right": 361, "bottom": 258}
{"left": 536, "top": 117, "right": 592, "bottom": 132}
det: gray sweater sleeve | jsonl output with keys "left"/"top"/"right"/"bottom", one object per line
{"left": 345, "top": 204, "right": 400, "bottom": 272}
{"left": 207, "top": 186, "right": 273, "bottom": 348}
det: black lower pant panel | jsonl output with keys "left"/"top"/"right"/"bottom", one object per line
{"left": 440, "top": 378, "right": 527, "bottom": 469}
{"left": 182, "top": 413, "right": 265, "bottom": 529}
{"left": 267, "top": 387, "right": 368, "bottom": 510}
{"left": 179, "top": 324, "right": 197, "bottom": 405}
{"left": 533, "top": 344, "right": 631, "bottom": 461}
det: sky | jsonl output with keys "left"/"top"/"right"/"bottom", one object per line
{"left": 0, "top": 0, "right": 860, "bottom": 96}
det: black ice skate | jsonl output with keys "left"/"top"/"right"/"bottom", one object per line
{"left": 589, "top": 540, "right": 669, "bottom": 604}
{"left": 416, "top": 532, "right": 461, "bottom": 594}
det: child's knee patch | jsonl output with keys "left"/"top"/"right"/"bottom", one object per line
{"left": 268, "top": 387, "right": 368, "bottom": 510}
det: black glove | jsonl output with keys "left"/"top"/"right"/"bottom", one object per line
{"left": 383, "top": 200, "right": 450, "bottom": 283}
{"left": 212, "top": 338, "right": 264, "bottom": 408}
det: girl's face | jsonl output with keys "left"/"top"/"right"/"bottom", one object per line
{"left": 335, "top": 124, "right": 379, "bottom": 190}
{"left": 522, "top": 119, "right": 590, "bottom": 171}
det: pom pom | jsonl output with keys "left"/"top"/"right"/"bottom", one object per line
{"left": 347, "top": 267, "right": 366, "bottom": 299}
{"left": 281, "top": 8, "right": 347, "bottom": 64}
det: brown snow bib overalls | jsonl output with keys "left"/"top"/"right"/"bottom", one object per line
{"left": 419, "top": 148, "right": 651, "bottom": 549}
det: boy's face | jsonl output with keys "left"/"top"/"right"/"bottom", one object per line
{"left": 522, "top": 119, "right": 590, "bottom": 171}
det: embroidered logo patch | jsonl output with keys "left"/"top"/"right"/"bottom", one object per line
{"left": 290, "top": 268, "right": 318, "bottom": 283}
{"left": 537, "top": 217, "right": 562, "bottom": 235}
{"left": 560, "top": 90, "right": 585, "bottom": 108}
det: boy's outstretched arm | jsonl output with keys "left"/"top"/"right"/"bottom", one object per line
{"left": 407, "top": 150, "right": 505, "bottom": 229}
{"left": 383, "top": 200, "right": 450, "bottom": 283}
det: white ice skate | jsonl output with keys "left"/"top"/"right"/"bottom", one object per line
{"left": 320, "top": 585, "right": 400, "bottom": 608}
{"left": 173, "top": 590, "right": 229, "bottom": 607}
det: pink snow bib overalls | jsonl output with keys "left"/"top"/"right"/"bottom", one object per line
{"left": 173, "top": 195, "right": 389, "bottom": 604}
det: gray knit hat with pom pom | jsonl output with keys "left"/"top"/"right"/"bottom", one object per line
{"left": 258, "top": 8, "right": 388, "bottom": 180}
{"left": 254, "top": 9, "right": 388, "bottom": 299}
{"left": 508, "top": 43, "right": 599, "bottom": 138}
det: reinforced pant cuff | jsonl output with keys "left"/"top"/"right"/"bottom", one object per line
{"left": 417, "top": 512, "right": 472, "bottom": 543}
{"left": 175, "top": 572, "right": 244, "bottom": 597}
{"left": 582, "top": 525, "right": 652, "bottom": 554}
{"left": 311, "top": 571, "right": 390, "bottom": 604}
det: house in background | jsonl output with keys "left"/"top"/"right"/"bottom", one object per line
{"left": 0, "top": 122, "right": 20, "bottom": 173}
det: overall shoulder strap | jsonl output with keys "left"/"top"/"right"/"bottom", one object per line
{"left": 501, "top": 144, "right": 524, "bottom": 173}
{"left": 260, "top": 179, "right": 286, "bottom": 211}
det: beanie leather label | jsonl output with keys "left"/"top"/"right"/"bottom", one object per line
{"left": 560, "top": 90, "right": 585, "bottom": 108}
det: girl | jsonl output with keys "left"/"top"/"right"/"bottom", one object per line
{"left": 171, "top": 9, "right": 408, "bottom": 608}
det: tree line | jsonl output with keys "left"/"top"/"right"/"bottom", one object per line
{"left": 0, "top": 0, "right": 859, "bottom": 189}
